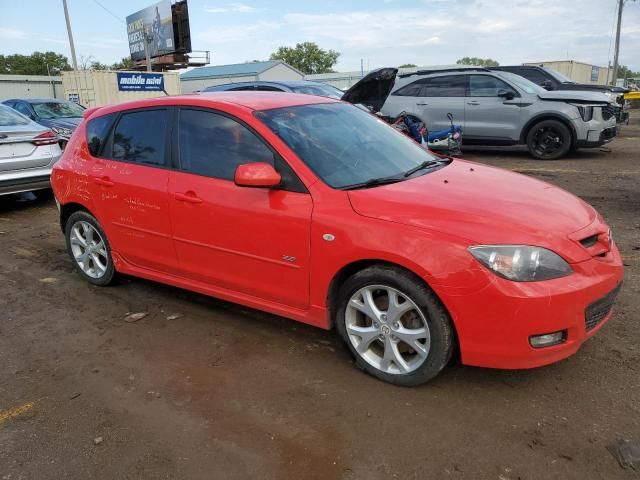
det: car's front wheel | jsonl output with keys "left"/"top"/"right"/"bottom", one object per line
{"left": 526, "top": 119, "right": 572, "bottom": 160}
{"left": 335, "top": 266, "right": 454, "bottom": 386}
{"left": 64, "top": 210, "right": 115, "bottom": 286}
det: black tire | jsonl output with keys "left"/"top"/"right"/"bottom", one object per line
{"left": 64, "top": 210, "right": 116, "bottom": 286}
{"left": 335, "top": 265, "right": 454, "bottom": 387}
{"left": 526, "top": 119, "right": 572, "bottom": 160}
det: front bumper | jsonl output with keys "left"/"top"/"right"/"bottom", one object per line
{"left": 576, "top": 126, "right": 617, "bottom": 148}
{"left": 445, "top": 244, "right": 624, "bottom": 369}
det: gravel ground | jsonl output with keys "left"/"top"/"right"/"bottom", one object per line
{"left": 0, "top": 113, "right": 638, "bottom": 480}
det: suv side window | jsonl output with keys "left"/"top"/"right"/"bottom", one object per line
{"left": 468, "top": 75, "right": 517, "bottom": 97}
{"left": 392, "top": 80, "right": 425, "bottom": 97}
{"left": 109, "top": 109, "right": 168, "bottom": 166}
{"left": 255, "top": 85, "right": 285, "bottom": 92}
{"left": 421, "top": 75, "right": 467, "bottom": 97}
{"left": 86, "top": 113, "right": 116, "bottom": 157}
{"left": 177, "top": 108, "right": 274, "bottom": 181}
{"left": 14, "top": 102, "right": 33, "bottom": 118}
{"left": 517, "top": 68, "right": 549, "bottom": 86}
{"left": 228, "top": 85, "right": 256, "bottom": 91}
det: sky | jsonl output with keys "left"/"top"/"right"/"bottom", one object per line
{"left": 1, "top": 0, "right": 639, "bottom": 72}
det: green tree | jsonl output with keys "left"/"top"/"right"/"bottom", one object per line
{"left": 0, "top": 51, "right": 71, "bottom": 75}
{"left": 617, "top": 65, "right": 640, "bottom": 79}
{"left": 111, "top": 57, "right": 136, "bottom": 70}
{"left": 456, "top": 57, "right": 500, "bottom": 67}
{"left": 270, "top": 42, "right": 340, "bottom": 75}
{"left": 398, "top": 63, "right": 417, "bottom": 68}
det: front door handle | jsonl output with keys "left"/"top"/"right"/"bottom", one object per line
{"left": 174, "top": 191, "right": 203, "bottom": 204}
{"left": 92, "top": 176, "right": 115, "bottom": 187}
{"left": 416, "top": 101, "right": 429, "bottom": 106}
{"left": 467, "top": 101, "right": 480, "bottom": 106}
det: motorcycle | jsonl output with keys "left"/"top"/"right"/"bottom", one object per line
{"left": 389, "top": 111, "right": 463, "bottom": 156}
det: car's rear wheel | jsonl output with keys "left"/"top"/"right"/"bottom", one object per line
{"left": 335, "top": 266, "right": 454, "bottom": 386}
{"left": 526, "top": 119, "right": 572, "bottom": 160}
{"left": 64, "top": 211, "right": 115, "bottom": 286}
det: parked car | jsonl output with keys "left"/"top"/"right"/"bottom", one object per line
{"left": 2, "top": 98, "right": 85, "bottom": 149}
{"left": 369, "top": 67, "right": 617, "bottom": 159}
{"left": 203, "top": 80, "right": 343, "bottom": 98}
{"left": 491, "top": 65, "right": 629, "bottom": 122}
{"left": 0, "top": 104, "right": 61, "bottom": 196}
{"left": 51, "top": 92, "right": 623, "bottom": 386}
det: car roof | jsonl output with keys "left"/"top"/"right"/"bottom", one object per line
{"left": 205, "top": 80, "right": 338, "bottom": 90}
{"left": 88, "top": 91, "right": 340, "bottom": 119}
{"left": 6, "top": 98, "right": 70, "bottom": 103}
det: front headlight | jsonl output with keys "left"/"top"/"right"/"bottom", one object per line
{"left": 469, "top": 245, "right": 573, "bottom": 282}
{"left": 574, "top": 105, "right": 594, "bottom": 122}
{"left": 51, "top": 126, "right": 73, "bottom": 138}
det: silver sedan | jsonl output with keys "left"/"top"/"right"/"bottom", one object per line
{"left": 0, "top": 104, "right": 62, "bottom": 196}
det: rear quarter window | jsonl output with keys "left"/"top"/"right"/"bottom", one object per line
{"left": 86, "top": 113, "right": 116, "bottom": 157}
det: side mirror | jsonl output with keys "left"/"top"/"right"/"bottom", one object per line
{"left": 497, "top": 89, "right": 515, "bottom": 100}
{"left": 541, "top": 80, "right": 553, "bottom": 90}
{"left": 234, "top": 162, "right": 281, "bottom": 188}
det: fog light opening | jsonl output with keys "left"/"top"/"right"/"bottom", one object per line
{"left": 529, "top": 330, "right": 567, "bottom": 348}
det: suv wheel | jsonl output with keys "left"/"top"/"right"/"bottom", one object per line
{"left": 65, "top": 211, "right": 115, "bottom": 286}
{"left": 526, "top": 119, "right": 572, "bottom": 160}
{"left": 335, "top": 266, "right": 454, "bottom": 386}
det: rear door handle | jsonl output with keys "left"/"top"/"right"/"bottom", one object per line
{"left": 92, "top": 176, "right": 115, "bottom": 187}
{"left": 174, "top": 191, "right": 203, "bottom": 204}
{"left": 416, "top": 101, "right": 429, "bottom": 106}
{"left": 467, "top": 101, "right": 480, "bottom": 106}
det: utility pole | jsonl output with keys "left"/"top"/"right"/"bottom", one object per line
{"left": 62, "top": 0, "right": 78, "bottom": 70}
{"left": 611, "top": 0, "right": 636, "bottom": 86}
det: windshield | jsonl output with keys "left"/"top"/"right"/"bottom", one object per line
{"left": 290, "top": 83, "right": 343, "bottom": 99}
{"left": 0, "top": 104, "right": 30, "bottom": 126}
{"left": 543, "top": 67, "right": 575, "bottom": 83}
{"left": 496, "top": 71, "right": 546, "bottom": 94}
{"left": 32, "top": 101, "right": 84, "bottom": 119}
{"left": 255, "top": 102, "right": 441, "bottom": 189}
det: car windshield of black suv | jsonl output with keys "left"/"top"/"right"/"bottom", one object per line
{"left": 255, "top": 102, "right": 443, "bottom": 189}
{"left": 32, "top": 101, "right": 85, "bottom": 119}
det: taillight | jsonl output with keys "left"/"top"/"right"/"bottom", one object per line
{"left": 32, "top": 131, "right": 59, "bottom": 146}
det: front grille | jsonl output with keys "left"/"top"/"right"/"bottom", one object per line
{"left": 602, "top": 105, "right": 616, "bottom": 121}
{"left": 585, "top": 284, "right": 622, "bottom": 331}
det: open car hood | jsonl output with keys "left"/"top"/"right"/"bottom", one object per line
{"left": 341, "top": 67, "right": 398, "bottom": 113}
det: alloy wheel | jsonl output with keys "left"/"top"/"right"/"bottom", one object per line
{"left": 345, "top": 285, "right": 431, "bottom": 375}
{"left": 69, "top": 221, "right": 109, "bottom": 279}
{"left": 532, "top": 126, "right": 564, "bottom": 157}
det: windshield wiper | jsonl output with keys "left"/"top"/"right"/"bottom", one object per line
{"left": 341, "top": 176, "right": 404, "bottom": 190}
{"left": 403, "top": 160, "right": 442, "bottom": 177}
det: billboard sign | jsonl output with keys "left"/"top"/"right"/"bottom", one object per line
{"left": 117, "top": 72, "right": 165, "bottom": 91}
{"left": 126, "top": 0, "right": 175, "bottom": 61}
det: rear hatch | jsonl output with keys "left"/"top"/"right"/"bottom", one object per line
{"left": 0, "top": 124, "right": 53, "bottom": 172}
{"left": 341, "top": 67, "right": 398, "bottom": 113}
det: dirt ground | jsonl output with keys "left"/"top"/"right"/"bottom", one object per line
{"left": 1, "top": 113, "right": 639, "bottom": 480}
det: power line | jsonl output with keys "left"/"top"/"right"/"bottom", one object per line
{"left": 92, "top": 0, "right": 126, "bottom": 24}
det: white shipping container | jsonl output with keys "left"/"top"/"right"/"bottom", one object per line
{"left": 62, "top": 70, "right": 180, "bottom": 108}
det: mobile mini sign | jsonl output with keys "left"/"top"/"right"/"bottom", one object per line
{"left": 117, "top": 72, "right": 165, "bottom": 92}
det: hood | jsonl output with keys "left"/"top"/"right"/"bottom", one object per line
{"left": 537, "top": 90, "right": 610, "bottom": 104}
{"left": 341, "top": 67, "right": 398, "bottom": 113}
{"left": 348, "top": 159, "right": 597, "bottom": 263}
{"left": 39, "top": 117, "right": 82, "bottom": 130}
{"left": 559, "top": 82, "right": 629, "bottom": 94}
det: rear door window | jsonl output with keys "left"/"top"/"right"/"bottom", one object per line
{"left": 86, "top": 113, "right": 116, "bottom": 157}
{"left": 421, "top": 75, "right": 467, "bottom": 97}
{"left": 392, "top": 80, "right": 426, "bottom": 97}
{"left": 468, "top": 75, "right": 517, "bottom": 97}
{"left": 108, "top": 109, "right": 169, "bottom": 166}
{"left": 177, "top": 108, "right": 273, "bottom": 180}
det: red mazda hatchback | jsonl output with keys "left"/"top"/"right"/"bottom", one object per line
{"left": 51, "top": 92, "right": 623, "bottom": 386}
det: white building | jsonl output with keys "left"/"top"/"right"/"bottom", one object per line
{"left": 523, "top": 60, "right": 611, "bottom": 85}
{"left": 180, "top": 60, "right": 304, "bottom": 93}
